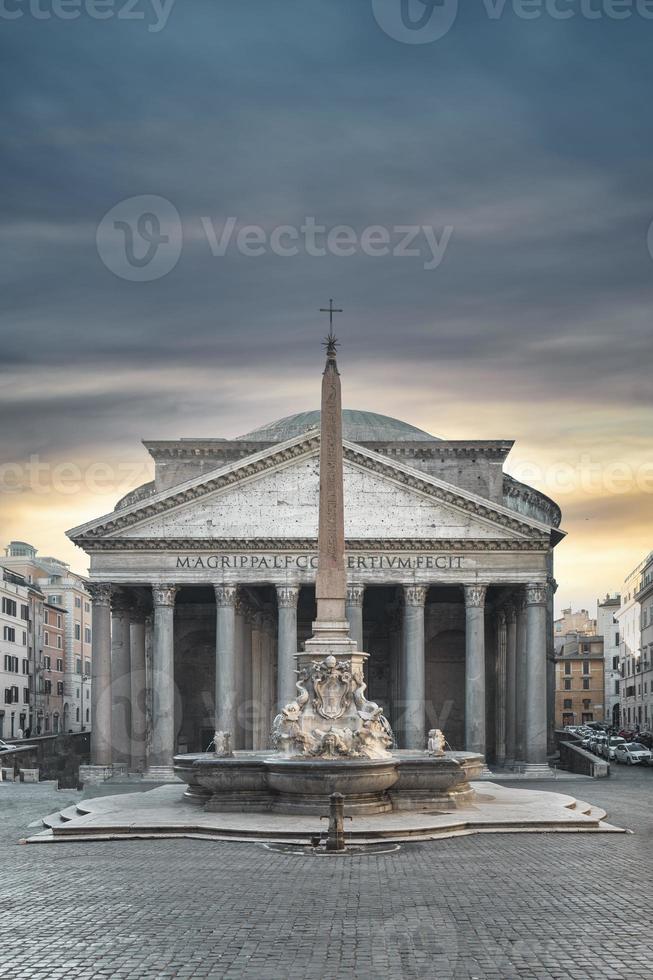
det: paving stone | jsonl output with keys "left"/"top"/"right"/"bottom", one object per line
{"left": 0, "top": 769, "right": 652, "bottom": 979}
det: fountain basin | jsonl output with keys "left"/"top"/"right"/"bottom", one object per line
{"left": 265, "top": 758, "right": 399, "bottom": 815}
{"left": 174, "top": 750, "right": 483, "bottom": 816}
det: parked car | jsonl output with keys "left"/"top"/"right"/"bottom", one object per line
{"left": 0, "top": 739, "right": 17, "bottom": 752}
{"left": 614, "top": 742, "right": 652, "bottom": 765}
{"left": 601, "top": 736, "right": 627, "bottom": 760}
{"left": 590, "top": 735, "right": 605, "bottom": 754}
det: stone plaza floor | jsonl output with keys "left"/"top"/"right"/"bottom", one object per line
{"left": 1, "top": 767, "right": 652, "bottom": 979}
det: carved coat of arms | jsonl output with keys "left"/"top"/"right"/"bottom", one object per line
{"left": 312, "top": 655, "right": 352, "bottom": 720}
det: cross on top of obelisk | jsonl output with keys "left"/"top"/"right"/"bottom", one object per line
{"left": 319, "top": 299, "right": 343, "bottom": 357}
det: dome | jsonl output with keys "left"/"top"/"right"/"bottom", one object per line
{"left": 238, "top": 409, "right": 439, "bottom": 443}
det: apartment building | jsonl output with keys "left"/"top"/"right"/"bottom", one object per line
{"left": 616, "top": 553, "right": 653, "bottom": 732}
{"left": 554, "top": 632, "right": 605, "bottom": 728}
{"left": 597, "top": 593, "right": 621, "bottom": 727}
{"left": 3, "top": 541, "right": 92, "bottom": 733}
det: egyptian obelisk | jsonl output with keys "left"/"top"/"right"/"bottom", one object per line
{"left": 304, "top": 329, "right": 358, "bottom": 654}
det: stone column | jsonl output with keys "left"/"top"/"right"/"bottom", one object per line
{"left": 251, "top": 612, "right": 264, "bottom": 750}
{"left": 146, "top": 584, "right": 178, "bottom": 780}
{"left": 504, "top": 602, "right": 518, "bottom": 767}
{"left": 144, "top": 611, "right": 153, "bottom": 768}
{"left": 87, "top": 583, "right": 112, "bottom": 771}
{"left": 214, "top": 585, "right": 238, "bottom": 744}
{"left": 235, "top": 599, "right": 253, "bottom": 749}
{"left": 524, "top": 583, "right": 550, "bottom": 772}
{"left": 130, "top": 604, "right": 147, "bottom": 772}
{"left": 464, "top": 585, "right": 487, "bottom": 757}
{"left": 403, "top": 585, "right": 428, "bottom": 750}
{"left": 514, "top": 593, "right": 528, "bottom": 765}
{"left": 494, "top": 610, "right": 507, "bottom": 768}
{"left": 263, "top": 612, "right": 276, "bottom": 748}
{"left": 276, "top": 585, "right": 299, "bottom": 708}
{"left": 346, "top": 584, "right": 365, "bottom": 650}
{"left": 110, "top": 591, "right": 132, "bottom": 768}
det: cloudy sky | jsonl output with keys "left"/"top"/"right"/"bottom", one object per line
{"left": 1, "top": 1, "right": 652, "bottom": 612}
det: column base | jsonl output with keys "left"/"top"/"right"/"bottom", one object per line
{"left": 511, "top": 762, "right": 553, "bottom": 777}
{"left": 79, "top": 764, "right": 113, "bottom": 786}
{"left": 142, "top": 766, "right": 181, "bottom": 782}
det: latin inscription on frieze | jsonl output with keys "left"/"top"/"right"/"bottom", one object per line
{"left": 175, "top": 553, "right": 467, "bottom": 572}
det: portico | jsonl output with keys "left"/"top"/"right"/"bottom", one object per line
{"left": 70, "top": 409, "right": 562, "bottom": 780}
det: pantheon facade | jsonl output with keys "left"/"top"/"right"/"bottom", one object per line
{"left": 69, "top": 410, "right": 563, "bottom": 778}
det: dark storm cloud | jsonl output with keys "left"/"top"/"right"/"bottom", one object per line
{"left": 1, "top": 1, "right": 652, "bottom": 443}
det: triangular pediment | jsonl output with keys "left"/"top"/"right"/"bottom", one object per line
{"left": 68, "top": 431, "right": 554, "bottom": 549}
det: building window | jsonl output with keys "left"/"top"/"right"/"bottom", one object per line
{"left": 22, "top": 631, "right": 27, "bottom": 645}
{"left": 582, "top": 662, "right": 590, "bottom": 675}
{"left": 76, "top": 708, "right": 80, "bottom": 722}
{"left": 56, "top": 658, "right": 63, "bottom": 672}
{"left": 612, "top": 656, "right": 619, "bottom": 670}
{"left": 43, "top": 655, "right": 51, "bottom": 669}
{"left": 75, "top": 659, "right": 82, "bottom": 675}
{"left": 23, "top": 688, "right": 29, "bottom": 704}
{"left": 84, "top": 627, "right": 91, "bottom": 644}
{"left": 44, "top": 679, "right": 52, "bottom": 695}
{"left": 44, "top": 631, "right": 49, "bottom": 646}
{"left": 85, "top": 708, "right": 89, "bottom": 723}
{"left": 75, "top": 623, "right": 81, "bottom": 640}
{"left": 57, "top": 635, "right": 62, "bottom": 649}
{"left": 583, "top": 699, "right": 591, "bottom": 709}
{"left": 48, "top": 595, "right": 61, "bottom": 606}
{"left": 3, "top": 626, "right": 16, "bottom": 643}
{"left": 2, "top": 597, "right": 17, "bottom": 617}
{"left": 582, "top": 712, "right": 594, "bottom": 723}
{"left": 564, "top": 679, "right": 571, "bottom": 690}
{"left": 57, "top": 615, "right": 62, "bottom": 629}
{"left": 22, "top": 659, "right": 29, "bottom": 674}
{"left": 582, "top": 678, "right": 590, "bottom": 690}
{"left": 563, "top": 699, "right": 573, "bottom": 709}
{"left": 84, "top": 659, "right": 90, "bottom": 675}
{"left": 84, "top": 602, "right": 90, "bottom": 614}
{"left": 564, "top": 663, "right": 571, "bottom": 675}
{"left": 57, "top": 681, "right": 64, "bottom": 696}
{"left": 20, "top": 604, "right": 29, "bottom": 621}
{"left": 75, "top": 596, "right": 81, "bottom": 609}
{"left": 562, "top": 712, "right": 574, "bottom": 726}
{"left": 3, "top": 655, "right": 18, "bottom": 673}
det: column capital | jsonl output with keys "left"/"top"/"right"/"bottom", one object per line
{"left": 496, "top": 608, "right": 506, "bottom": 628}
{"left": 152, "top": 584, "right": 178, "bottom": 607}
{"left": 504, "top": 602, "right": 517, "bottom": 625}
{"left": 87, "top": 582, "right": 113, "bottom": 606}
{"left": 464, "top": 584, "right": 487, "bottom": 608}
{"left": 404, "top": 584, "right": 428, "bottom": 607}
{"left": 346, "top": 583, "right": 365, "bottom": 607}
{"left": 525, "top": 583, "right": 548, "bottom": 606}
{"left": 276, "top": 585, "right": 300, "bottom": 608}
{"left": 215, "top": 584, "right": 238, "bottom": 607}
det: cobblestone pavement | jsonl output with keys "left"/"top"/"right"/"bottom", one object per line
{"left": 1, "top": 767, "right": 652, "bottom": 980}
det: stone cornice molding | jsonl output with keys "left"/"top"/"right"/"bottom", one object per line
{"left": 404, "top": 585, "right": 428, "bottom": 607}
{"left": 464, "top": 585, "right": 487, "bottom": 608}
{"left": 87, "top": 582, "right": 112, "bottom": 606}
{"left": 76, "top": 536, "right": 551, "bottom": 553}
{"left": 68, "top": 432, "right": 558, "bottom": 547}
{"left": 276, "top": 585, "right": 300, "bottom": 608}
{"left": 215, "top": 584, "right": 238, "bottom": 607}
{"left": 525, "top": 583, "right": 548, "bottom": 606}
{"left": 152, "top": 584, "right": 178, "bottom": 607}
{"left": 346, "top": 584, "right": 365, "bottom": 607}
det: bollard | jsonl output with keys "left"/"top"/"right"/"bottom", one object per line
{"left": 326, "top": 792, "right": 346, "bottom": 852}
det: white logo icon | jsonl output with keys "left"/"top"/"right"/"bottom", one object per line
{"left": 372, "top": 0, "right": 459, "bottom": 44}
{"left": 96, "top": 194, "right": 182, "bottom": 281}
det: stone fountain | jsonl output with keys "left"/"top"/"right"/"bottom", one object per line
{"left": 174, "top": 331, "right": 483, "bottom": 815}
